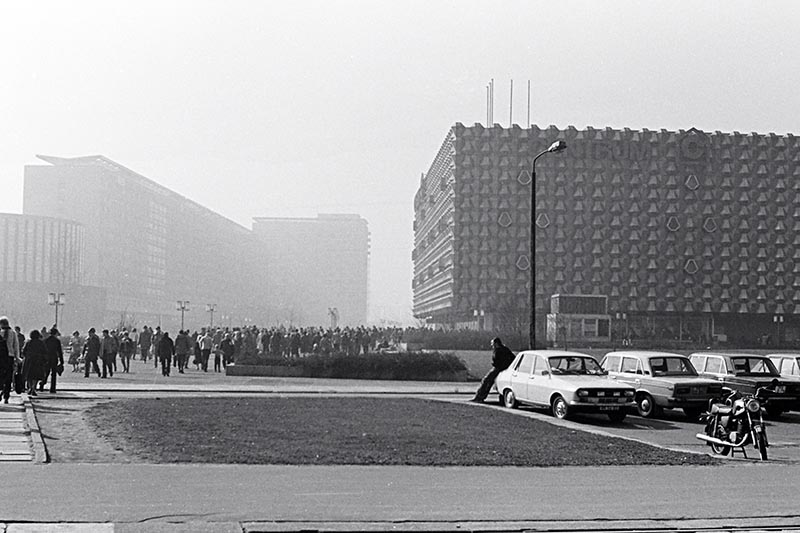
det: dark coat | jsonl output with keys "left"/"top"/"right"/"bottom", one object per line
{"left": 22, "top": 339, "right": 48, "bottom": 381}
{"left": 44, "top": 335, "right": 64, "bottom": 368}
{"left": 492, "top": 344, "right": 515, "bottom": 371}
{"left": 83, "top": 334, "right": 101, "bottom": 362}
{"left": 157, "top": 335, "right": 175, "bottom": 358}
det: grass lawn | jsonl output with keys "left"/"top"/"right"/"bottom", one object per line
{"left": 84, "top": 397, "right": 717, "bottom": 466}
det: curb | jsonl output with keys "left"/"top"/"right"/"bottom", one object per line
{"left": 23, "top": 393, "right": 49, "bottom": 463}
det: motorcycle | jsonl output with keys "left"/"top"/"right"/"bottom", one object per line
{"left": 695, "top": 387, "right": 770, "bottom": 461}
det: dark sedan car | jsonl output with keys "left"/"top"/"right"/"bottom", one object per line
{"left": 689, "top": 352, "right": 800, "bottom": 417}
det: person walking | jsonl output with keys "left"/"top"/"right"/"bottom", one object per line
{"left": 100, "top": 329, "right": 115, "bottom": 378}
{"left": 0, "top": 317, "right": 21, "bottom": 404}
{"left": 174, "top": 330, "right": 191, "bottom": 374}
{"left": 220, "top": 333, "right": 234, "bottom": 368}
{"left": 469, "top": 337, "right": 516, "bottom": 403}
{"left": 83, "top": 328, "right": 102, "bottom": 378}
{"left": 138, "top": 325, "right": 152, "bottom": 364}
{"left": 152, "top": 326, "right": 163, "bottom": 368}
{"left": 198, "top": 329, "right": 213, "bottom": 372}
{"left": 43, "top": 327, "right": 64, "bottom": 393}
{"left": 130, "top": 328, "right": 139, "bottom": 360}
{"left": 21, "top": 330, "right": 47, "bottom": 396}
{"left": 109, "top": 330, "right": 120, "bottom": 374}
{"left": 157, "top": 331, "right": 175, "bottom": 376}
{"left": 118, "top": 331, "right": 135, "bottom": 373}
{"left": 68, "top": 331, "right": 82, "bottom": 372}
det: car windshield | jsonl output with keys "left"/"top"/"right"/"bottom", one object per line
{"left": 549, "top": 356, "right": 604, "bottom": 375}
{"left": 730, "top": 357, "right": 779, "bottom": 376}
{"left": 649, "top": 357, "right": 697, "bottom": 377}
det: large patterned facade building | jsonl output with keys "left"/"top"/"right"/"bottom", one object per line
{"left": 413, "top": 122, "right": 800, "bottom": 346}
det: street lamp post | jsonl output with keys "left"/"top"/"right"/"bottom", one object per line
{"left": 530, "top": 140, "right": 567, "bottom": 349}
{"left": 774, "top": 314, "right": 784, "bottom": 348}
{"left": 48, "top": 292, "right": 65, "bottom": 329}
{"left": 615, "top": 312, "right": 629, "bottom": 347}
{"left": 206, "top": 303, "right": 217, "bottom": 328}
{"left": 176, "top": 300, "right": 190, "bottom": 331}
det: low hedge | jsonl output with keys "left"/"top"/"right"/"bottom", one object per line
{"left": 401, "top": 329, "right": 530, "bottom": 351}
{"left": 233, "top": 351, "right": 468, "bottom": 381}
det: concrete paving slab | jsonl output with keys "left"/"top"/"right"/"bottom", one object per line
{"left": 7, "top": 524, "right": 113, "bottom": 532}
{"left": 2, "top": 463, "right": 800, "bottom": 525}
{"left": 114, "top": 521, "right": 243, "bottom": 533}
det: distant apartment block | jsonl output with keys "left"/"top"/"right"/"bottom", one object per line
{"left": 24, "top": 155, "right": 267, "bottom": 330}
{"left": 20, "top": 155, "right": 369, "bottom": 331}
{"left": 0, "top": 212, "right": 106, "bottom": 329}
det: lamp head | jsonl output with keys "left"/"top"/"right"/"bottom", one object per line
{"left": 547, "top": 140, "right": 567, "bottom": 153}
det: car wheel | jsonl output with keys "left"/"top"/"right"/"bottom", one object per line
{"left": 551, "top": 395, "right": 569, "bottom": 420}
{"left": 503, "top": 389, "right": 519, "bottom": 409}
{"left": 683, "top": 407, "right": 702, "bottom": 422}
{"left": 607, "top": 411, "right": 626, "bottom": 423}
{"left": 636, "top": 393, "right": 661, "bottom": 418}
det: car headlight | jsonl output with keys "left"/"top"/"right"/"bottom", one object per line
{"left": 577, "top": 389, "right": 589, "bottom": 397}
{"left": 624, "top": 390, "right": 635, "bottom": 397}
{"left": 746, "top": 399, "right": 761, "bottom": 413}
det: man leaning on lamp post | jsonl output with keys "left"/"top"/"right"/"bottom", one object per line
{"left": 469, "top": 337, "right": 515, "bottom": 403}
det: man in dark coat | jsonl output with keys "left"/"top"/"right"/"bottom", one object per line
{"left": 174, "top": 330, "right": 191, "bottom": 374}
{"left": 118, "top": 332, "right": 135, "bottom": 373}
{"left": 470, "top": 337, "right": 516, "bottom": 403}
{"left": 42, "top": 327, "right": 64, "bottom": 393}
{"left": 0, "top": 317, "right": 21, "bottom": 403}
{"left": 100, "top": 330, "right": 115, "bottom": 378}
{"left": 157, "top": 331, "right": 175, "bottom": 377}
{"left": 22, "top": 330, "right": 47, "bottom": 396}
{"left": 83, "top": 328, "right": 102, "bottom": 378}
{"left": 138, "top": 325, "right": 152, "bottom": 363}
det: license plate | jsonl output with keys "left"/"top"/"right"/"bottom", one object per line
{"left": 776, "top": 386, "right": 786, "bottom": 394}
{"left": 599, "top": 406, "right": 618, "bottom": 411}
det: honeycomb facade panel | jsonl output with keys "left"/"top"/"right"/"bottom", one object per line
{"left": 413, "top": 124, "right": 800, "bottom": 344}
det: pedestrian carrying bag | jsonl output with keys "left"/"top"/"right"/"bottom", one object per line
{"left": 13, "top": 367, "right": 23, "bottom": 395}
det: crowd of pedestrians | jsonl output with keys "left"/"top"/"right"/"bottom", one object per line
{"left": 0, "top": 316, "right": 409, "bottom": 400}
{"left": 0, "top": 316, "right": 64, "bottom": 401}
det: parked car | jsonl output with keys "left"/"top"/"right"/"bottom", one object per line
{"left": 494, "top": 350, "right": 636, "bottom": 422}
{"left": 600, "top": 351, "right": 722, "bottom": 420}
{"left": 688, "top": 352, "right": 800, "bottom": 417}
{"left": 767, "top": 354, "right": 800, "bottom": 378}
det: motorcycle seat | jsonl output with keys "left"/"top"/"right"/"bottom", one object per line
{"left": 710, "top": 404, "right": 732, "bottom": 415}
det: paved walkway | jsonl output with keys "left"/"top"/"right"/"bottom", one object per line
{"left": 3, "top": 463, "right": 800, "bottom": 532}
{"left": 10, "top": 374, "right": 800, "bottom": 531}
{"left": 0, "top": 394, "right": 33, "bottom": 462}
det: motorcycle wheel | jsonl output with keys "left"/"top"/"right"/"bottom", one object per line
{"left": 709, "top": 425, "right": 731, "bottom": 456}
{"left": 757, "top": 432, "right": 769, "bottom": 461}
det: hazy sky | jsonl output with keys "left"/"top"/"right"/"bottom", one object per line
{"left": 2, "top": 1, "right": 799, "bottom": 324}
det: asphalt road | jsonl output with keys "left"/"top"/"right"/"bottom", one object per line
{"left": 4, "top": 462, "right": 800, "bottom": 528}
{"left": 468, "top": 394, "right": 800, "bottom": 462}
{"left": 11, "top": 363, "right": 800, "bottom": 531}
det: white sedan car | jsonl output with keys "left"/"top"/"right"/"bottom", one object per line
{"left": 494, "top": 350, "right": 636, "bottom": 422}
